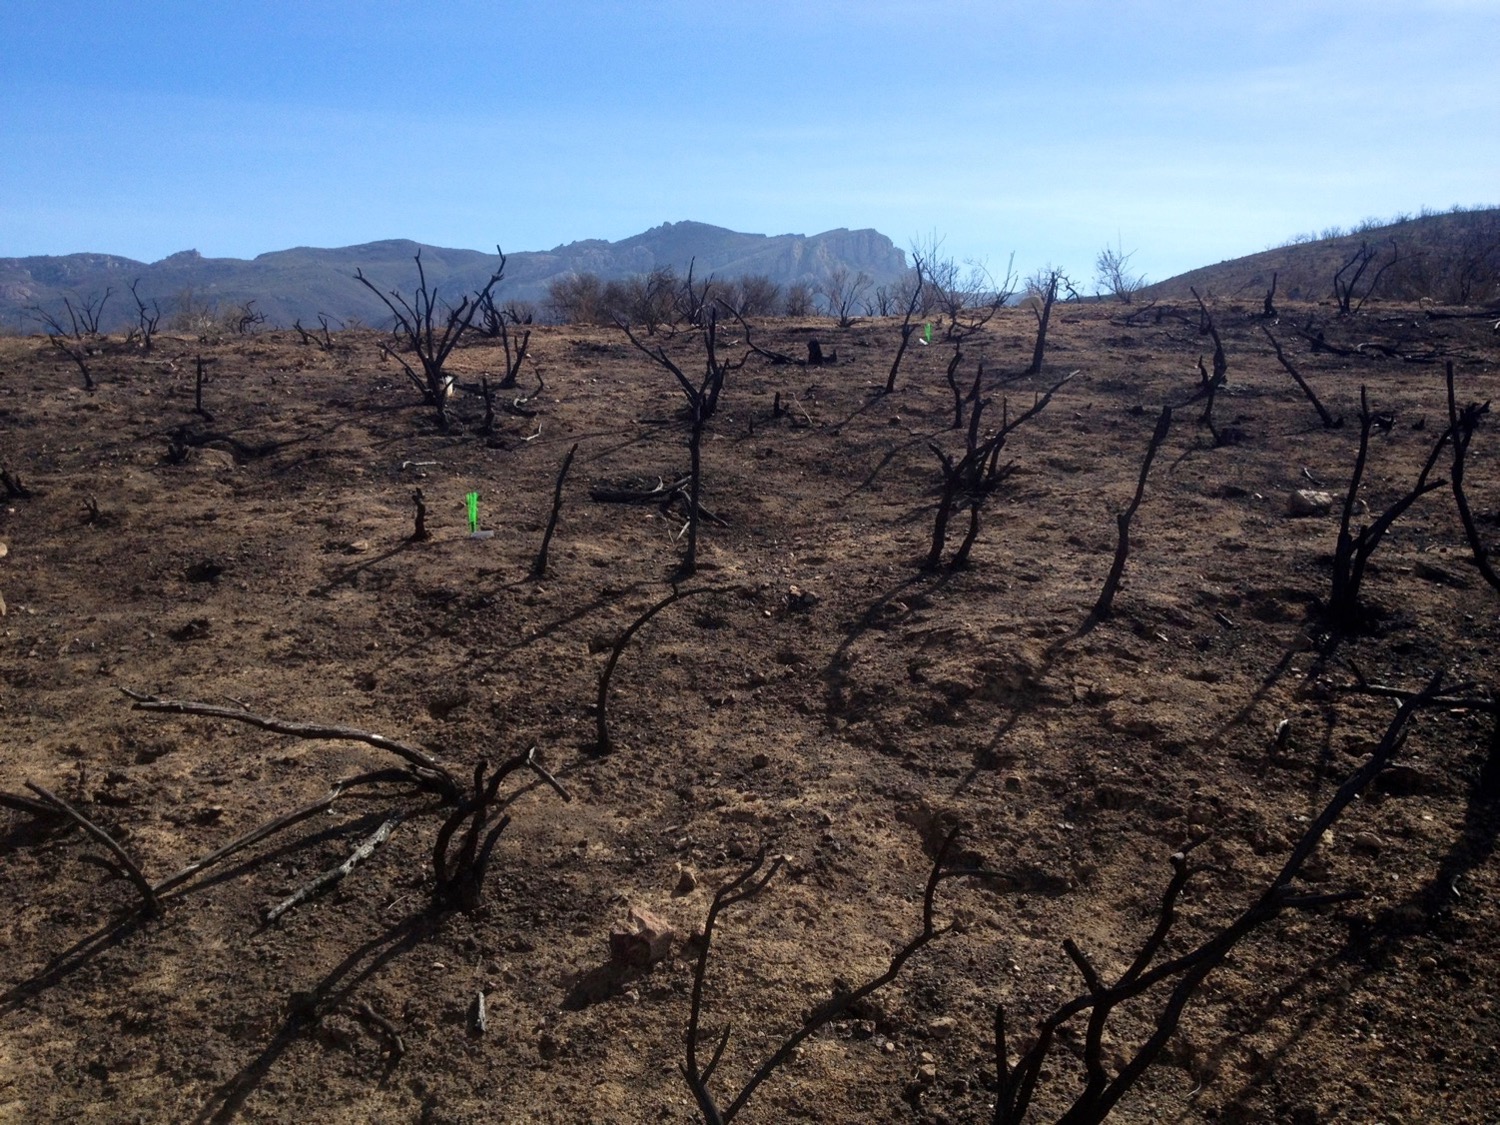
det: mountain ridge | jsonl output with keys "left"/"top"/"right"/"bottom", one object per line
{"left": 0, "top": 222, "right": 909, "bottom": 331}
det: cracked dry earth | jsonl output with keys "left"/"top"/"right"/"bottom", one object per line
{"left": 1, "top": 300, "right": 1498, "bottom": 1124}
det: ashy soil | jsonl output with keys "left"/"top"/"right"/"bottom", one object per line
{"left": 1, "top": 300, "right": 1498, "bottom": 1125}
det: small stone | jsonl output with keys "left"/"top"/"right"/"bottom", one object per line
{"left": 1351, "top": 832, "right": 1383, "bottom": 855}
{"left": 914, "top": 1063, "right": 938, "bottom": 1087}
{"left": 786, "top": 585, "right": 819, "bottom": 612}
{"left": 538, "top": 1032, "right": 560, "bottom": 1060}
{"left": 344, "top": 539, "right": 370, "bottom": 554}
{"left": 881, "top": 1040, "right": 898, "bottom": 1054}
{"left": 750, "top": 752, "right": 770, "bottom": 770}
{"left": 608, "top": 906, "right": 675, "bottom": 968}
{"left": 1288, "top": 490, "right": 1334, "bottom": 517}
{"left": 673, "top": 866, "right": 698, "bottom": 896}
{"left": 0, "top": 541, "right": 8, "bottom": 559}
{"left": 1003, "top": 775, "right": 1022, "bottom": 792}
{"left": 926, "top": 1016, "right": 958, "bottom": 1040}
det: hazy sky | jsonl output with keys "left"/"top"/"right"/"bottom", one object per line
{"left": 3, "top": 0, "right": 1496, "bottom": 286}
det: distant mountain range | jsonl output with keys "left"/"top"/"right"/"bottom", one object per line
{"left": 0, "top": 221, "right": 909, "bottom": 332}
{"left": 1142, "top": 207, "right": 1500, "bottom": 307}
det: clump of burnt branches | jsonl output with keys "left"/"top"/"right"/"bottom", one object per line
{"left": 12, "top": 687, "right": 576, "bottom": 936}
{"left": 682, "top": 830, "right": 991, "bottom": 1124}
{"left": 1327, "top": 386, "right": 1449, "bottom": 629}
{"left": 6, "top": 691, "right": 459, "bottom": 925}
{"left": 130, "top": 279, "right": 161, "bottom": 352}
{"left": 618, "top": 309, "right": 747, "bottom": 575}
{"left": 1333, "top": 237, "right": 1399, "bottom": 315}
{"left": 992, "top": 678, "right": 1441, "bottom": 1124}
{"left": 925, "top": 368, "right": 1072, "bottom": 570}
{"left": 431, "top": 748, "right": 570, "bottom": 912}
{"left": 29, "top": 304, "right": 96, "bottom": 389}
{"left": 474, "top": 290, "right": 532, "bottom": 389}
{"left": 1025, "top": 269, "right": 1067, "bottom": 376}
{"left": 355, "top": 247, "right": 507, "bottom": 430}
{"left": 292, "top": 313, "right": 340, "bottom": 351}
{"left": 883, "top": 253, "right": 928, "bottom": 393}
{"left": 1187, "top": 288, "right": 1228, "bottom": 445}
{"left": 1444, "top": 361, "right": 1499, "bottom": 593}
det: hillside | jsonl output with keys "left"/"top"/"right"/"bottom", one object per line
{"left": 1141, "top": 207, "right": 1500, "bottom": 307}
{"left": 1, "top": 301, "right": 1497, "bottom": 1123}
{"left": 0, "top": 222, "right": 909, "bottom": 332}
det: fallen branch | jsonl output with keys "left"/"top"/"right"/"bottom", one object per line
{"left": 120, "top": 689, "right": 460, "bottom": 800}
{"left": 264, "top": 813, "right": 402, "bottom": 924}
{"left": 354, "top": 1000, "right": 406, "bottom": 1060}
{"left": 1, "top": 790, "right": 65, "bottom": 819}
{"left": 1342, "top": 662, "right": 1493, "bottom": 712}
{"left": 25, "top": 781, "right": 161, "bottom": 917}
{"left": 152, "top": 769, "right": 419, "bottom": 896}
{"left": 590, "top": 476, "right": 692, "bottom": 504}
{"left": 718, "top": 303, "right": 803, "bottom": 367}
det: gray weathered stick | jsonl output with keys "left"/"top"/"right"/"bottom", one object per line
{"left": 152, "top": 769, "right": 415, "bottom": 896}
{"left": 263, "top": 813, "right": 402, "bottom": 924}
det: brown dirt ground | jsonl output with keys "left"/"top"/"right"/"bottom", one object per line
{"left": 1, "top": 300, "right": 1498, "bottom": 1125}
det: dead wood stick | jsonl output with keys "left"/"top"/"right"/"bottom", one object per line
{"left": 590, "top": 476, "right": 692, "bottom": 503}
{"left": 663, "top": 488, "right": 730, "bottom": 528}
{"left": 532, "top": 442, "right": 579, "bottom": 578}
{"left": 1091, "top": 405, "right": 1172, "bottom": 621}
{"left": 354, "top": 1001, "right": 406, "bottom": 1059}
{"left": 1342, "top": 662, "right": 1492, "bottom": 711}
{"left": 263, "top": 813, "right": 402, "bottom": 924}
{"left": 25, "top": 781, "right": 161, "bottom": 917}
{"left": 595, "top": 586, "right": 716, "bottom": 752}
{"left": 120, "top": 688, "right": 459, "bottom": 799}
{"left": 151, "top": 769, "right": 415, "bottom": 895}
{"left": 1261, "top": 325, "right": 1342, "bottom": 429}
{"left": 718, "top": 302, "right": 803, "bottom": 367}
{"left": 1341, "top": 684, "right": 1497, "bottom": 712}
{"left": 516, "top": 748, "right": 573, "bottom": 804}
{"left": 1, "top": 790, "right": 65, "bottom": 818}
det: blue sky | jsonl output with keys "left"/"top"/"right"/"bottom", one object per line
{"left": 3, "top": 0, "right": 1496, "bottom": 286}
